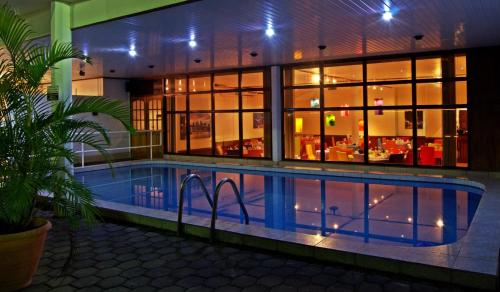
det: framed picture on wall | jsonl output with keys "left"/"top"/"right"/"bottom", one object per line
{"left": 253, "top": 112, "right": 264, "bottom": 129}
{"left": 190, "top": 113, "right": 211, "bottom": 139}
{"left": 404, "top": 110, "right": 423, "bottom": 129}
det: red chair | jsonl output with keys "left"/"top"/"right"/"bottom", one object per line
{"left": 404, "top": 150, "right": 413, "bottom": 165}
{"left": 420, "top": 146, "right": 436, "bottom": 166}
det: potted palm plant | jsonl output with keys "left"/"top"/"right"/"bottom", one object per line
{"left": 0, "top": 5, "right": 132, "bottom": 290}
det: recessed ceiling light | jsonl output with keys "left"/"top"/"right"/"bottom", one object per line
{"left": 265, "top": 27, "right": 275, "bottom": 37}
{"left": 414, "top": 34, "right": 424, "bottom": 40}
{"left": 382, "top": 11, "right": 393, "bottom": 21}
{"left": 250, "top": 51, "right": 258, "bottom": 57}
{"left": 148, "top": 65, "right": 155, "bottom": 69}
{"left": 128, "top": 44, "right": 137, "bottom": 57}
{"left": 109, "top": 69, "right": 115, "bottom": 73}
{"left": 318, "top": 45, "right": 327, "bottom": 50}
{"left": 189, "top": 40, "right": 197, "bottom": 48}
{"left": 193, "top": 58, "right": 201, "bottom": 63}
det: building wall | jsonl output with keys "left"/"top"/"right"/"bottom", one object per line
{"left": 468, "top": 47, "right": 500, "bottom": 171}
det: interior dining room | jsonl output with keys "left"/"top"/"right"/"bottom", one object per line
{"left": 283, "top": 55, "right": 468, "bottom": 167}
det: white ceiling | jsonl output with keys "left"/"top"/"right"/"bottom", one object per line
{"left": 57, "top": 0, "right": 500, "bottom": 79}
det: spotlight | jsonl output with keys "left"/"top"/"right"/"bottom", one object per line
{"left": 250, "top": 51, "right": 258, "bottom": 57}
{"left": 193, "top": 58, "right": 201, "bottom": 63}
{"left": 265, "top": 27, "right": 275, "bottom": 37}
{"left": 414, "top": 34, "right": 424, "bottom": 40}
{"left": 128, "top": 48, "right": 137, "bottom": 57}
{"left": 189, "top": 40, "right": 197, "bottom": 48}
{"left": 318, "top": 45, "right": 327, "bottom": 50}
{"left": 382, "top": 11, "right": 393, "bottom": 21}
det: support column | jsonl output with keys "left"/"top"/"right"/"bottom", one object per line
{"left": 50, "top": 1, "right": 72, "bottom": 103}
{"left": 271, "top": 65, "right": 282, "bottom": 162}
{"left": 50, "top": 1, "right": 73, "bottom": 171}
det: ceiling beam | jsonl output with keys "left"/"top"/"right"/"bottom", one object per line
{"left": 71, "top": 0, "right": 188, "bottom": 29}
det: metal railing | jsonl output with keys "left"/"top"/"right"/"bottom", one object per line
{"left": 210, "top": 178, "right": 249, "bottom": 241}
{"left": 177, "top": 174, "right": 249, "bottom": 241}
{"left": 177, "top": 174, "right": 214, "bottom": 235}
{"left": 74, "top": 130, "right": 162, "bottom": 167}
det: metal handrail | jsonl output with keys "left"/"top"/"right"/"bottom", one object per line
{"left": 177, "top": 174, "right": 214, "bottom": 235}
{"left": 210, "top": 178, "right": 249, "bottom": 241}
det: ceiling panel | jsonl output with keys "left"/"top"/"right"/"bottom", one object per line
{"left": 68, "top": 0, "right": 500, "bottom": 79}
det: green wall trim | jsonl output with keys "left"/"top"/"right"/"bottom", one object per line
{"left": 21, "top": 0, "right": 190, "bottom": 39}
{"left": 71, "top": 0, "right": 188, "bottom": 29}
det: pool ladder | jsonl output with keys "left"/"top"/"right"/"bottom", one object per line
{"left": 177, "top": 174, "right": 249, "bottom": 241}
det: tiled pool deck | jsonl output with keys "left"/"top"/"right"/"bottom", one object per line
{"left": 28, "top": 214, "right": 477, "bottom": 292}
{"left": 77, "top": 159, "right": 500, "bottom": 291}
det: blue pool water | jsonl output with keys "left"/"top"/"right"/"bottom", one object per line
{"left": 76, "top": 164, "right": 483, "bottom": 247}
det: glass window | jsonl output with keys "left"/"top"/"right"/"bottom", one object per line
{"left": 214, "top": 92, "right": 238, "bottom": 110}
{"left": 189, "top": 113, "right": 212, "bottom": 155}
{"left": 284, "top": 88, "right": 321, "bottom": 109}
{"left": 175, "top": 78, "right": 186, "bottom": 93}
{"left": 132, "top": 100, "right": 145, "bottom": 130}
{"left": 324, "top": 86, "right": 363, "bottom": 107}
{"left": 173, "top": 113, "right": 187, "bottom": 154}
{"left": 163, "top": 69, "right": 269, "bottom": 158}
{"left": 324, "top": 110, "right": 364, "bottom": 162}
{"left": 242, "top": 91, "right": 264, "bottom": 109}
{"left": 242, "top": 72, "right": 263, "bottom": 88}
{"left": 284, "top": 111, "right": 320, "bottom": 160}
{"left": 455, "top": 55, "right": 466, "bottom": 77}
{"left": 214, "top": 73, "right": 238, "bottom": 90}
{"left": 324, "top": 64, "right": 362, "bottom": 84}
{"left": 367, "top": 109, "right": 414, "bottom": 165}
{"left": 282, "top": 54, "right": 467, "bottom": 167}
{"left": 456, "top": 81, "right": 467, "bottom": 104}
{"left": 367, "top": 60, "right": 411, "bottom": 82}
{"left": 416, "top": 58, "right": 442, "bottom": 79}
{"left": 174, "top": 94, "right": 186, "bottom": 111}
{"left": 215, "top": 113, "right": 240, "bottom": 156}
{"left": 417, "top": 83, "right": 442, "bottom": 105}
{"left": 190, "top": 75, "right": 210, "bottom": 92}
{"left": 189, "top": 93, "right": 211, "bottom": 111}
{"left": 416, "top": 109, "right": 468, "bottom": 168}
{"left": 243, "top": 112, "right": 269, "bottom": 158}
{"left": 148, "top": 99, "right": 162, "bottom": 130}
{"left": 284, "top": 67, "right": 320, "bottom": 86}
{"left": 368, "top": 84, "right": 411, "bottom": 106}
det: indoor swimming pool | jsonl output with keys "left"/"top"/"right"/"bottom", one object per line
{"left": 76, "top": 164, "right": 483, "bottom": 247}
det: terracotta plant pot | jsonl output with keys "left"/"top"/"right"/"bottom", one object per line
{"left": 0, "top": 218, "right": 52, "bottom": 291}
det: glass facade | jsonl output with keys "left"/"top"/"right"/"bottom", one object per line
{"left": 283, "top": 54, "right": 468, "bottom": 167}
{"left": 130, "top": 53, "right": 468, "bottom": 168}
{"left": 163, "top": 69, "right": 271, "bottom": 158}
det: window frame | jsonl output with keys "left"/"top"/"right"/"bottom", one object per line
{"left": 282, "top": 53, "right": 469, "bottom": 169}
{"left": 163, "top": 67, "right": 272, "bottom": 160}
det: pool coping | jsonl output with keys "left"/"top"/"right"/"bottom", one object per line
{"left": 77, "top": 160, "right": 500, "bottom": 290}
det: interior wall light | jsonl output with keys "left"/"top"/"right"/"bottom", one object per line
{"left": 295, "top": 118, "right": 303, "bottom": 133}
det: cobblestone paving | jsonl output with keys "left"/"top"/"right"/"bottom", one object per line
{"left": 24, "top": 218, "right": 476, "bottom": 292}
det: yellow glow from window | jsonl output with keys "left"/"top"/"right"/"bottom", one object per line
{"left": 312, "top": 74, "right": 321, "bottom": 84}
{"left": 295, "top": 118, "right": 303, "bottom": 133}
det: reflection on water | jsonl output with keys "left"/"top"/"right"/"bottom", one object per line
{"left": 76, "top": 165, "right": 482, "bottom": 247}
